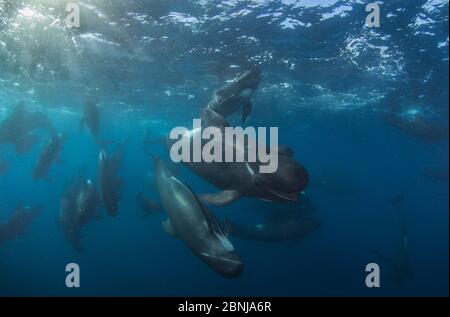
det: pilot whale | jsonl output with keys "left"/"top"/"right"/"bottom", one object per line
{"left": 154, "top": 156, "right": 243, "bottom": 278}
{"left": 60, "top": 169, "right": 100, "bottom": 253}
{"left": 166, "top": 113, "right": 309, "bottom": 206}
{"left": 205, "top": 68, "right": 262, "bottom": 123}
{"left": 80, "top": 99, "right": 101, "bottom": 141}
{"left": 223, "top": 195, "right": 320, "bottom": 243}
{"left": 375, "top": 217, "right": 412, "bottom": 284}
{"left": 33, "top": 133, "right": 66, "bottom": 180}
{"left": 98, "top": 146, "right": 124, "bottom": 217}
{"left": 375, "top": 197, "right": 413, "bottom": 284}
{"left": 381, "top": 110, "right": 448, "bottom": 143}
{"left": 378, "top": 90, "right": 448, "bottom": 143}
{"left": 0, "top": 205, "right": 41, "bottom": 245}
{"left": 223, "top": 216, "right": 320, "bottom": 243}
{"left": 0, "top": 102, "right": 55, "bottom": 154}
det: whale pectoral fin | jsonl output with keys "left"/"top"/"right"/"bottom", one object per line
{"left": 198, "top": 190, "right": 241, "bottom": 207}
{"left": 162, "top": 219, "right": 178, "bottom": 238}
{"left": 242, "top": 101, "right": 252, "bottom": 123}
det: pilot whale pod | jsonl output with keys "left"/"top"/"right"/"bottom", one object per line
{"left": 153, "top": 156, "right": 243, "bottom": 278}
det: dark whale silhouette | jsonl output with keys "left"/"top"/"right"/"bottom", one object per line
{"left": 0, "top": 102, "right": 54, "bottom": 154}
{"left": 381, "top": 110, "right": 448, "bottom": 143}
{"left": 223, "top": 216, "right": 320, "bottom": 244}
{"left": 375, "top": 197, "right": 413, "bottom": 285}
{"left": 154, "top": 156, "right": 243, "bottom": 278}
{"left": 205, "top": 68, "right": 262, "bottom": 123}
{"left": 379, "top": 90, "right": 448, "bottom": 143}
{"left": 98, "top": 143, "right": 125, "bottom": 217}
{"left": 0, "top": 205, "right": 41, "bottom": 245}
{"left": 223, "top": 195, "right": 320, "bottom": 243}
{"left": 32, "top": 133, "right": 66, "bottom": 180}
{"left": 60, "top": 169, "right": 100, "bottom": 253}
{"left": 80, "top": 99, "right": 101, "bottom": 140}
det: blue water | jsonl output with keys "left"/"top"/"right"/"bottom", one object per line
{"left": 0, "top": 0, "right": 448, "bottom": 296}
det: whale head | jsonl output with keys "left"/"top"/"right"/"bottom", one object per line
{"left": 200, "top": 249, "right": 244, "bottom": 278}
{"left": 237, "top": 68, "right": 262, "bottom": 90}
{"left": 254, "top": 156, "right": 309, "bottom": 202}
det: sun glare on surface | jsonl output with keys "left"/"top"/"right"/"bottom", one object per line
{"left": 18, "top": 7, "right": 39, "bottom": 18}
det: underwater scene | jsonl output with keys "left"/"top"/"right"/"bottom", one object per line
{"left": 0, "top": 0, "right": 448, "bottom": 297}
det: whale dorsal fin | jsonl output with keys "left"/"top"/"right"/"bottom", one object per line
{"left": 198, "top": 190, "right": 241, "bottom": 207}
{"left": 197, "top": 201, "right": 223, "bottom": 235}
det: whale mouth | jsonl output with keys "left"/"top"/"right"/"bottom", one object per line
{"left": 200, "top": 252, "right": 242, "bottom": 266}
{"left": 261, "top": 186, "right": 299, "bottom": 202}
{"left": 273, "top": 191, "right": 299, "bottom": 202}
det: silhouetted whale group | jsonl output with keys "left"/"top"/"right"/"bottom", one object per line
{"left": 0, "top": 68, "right": 319, "bottom": 278}
{"left": 2, "top": 67, "right": 443, "bottom": 280}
